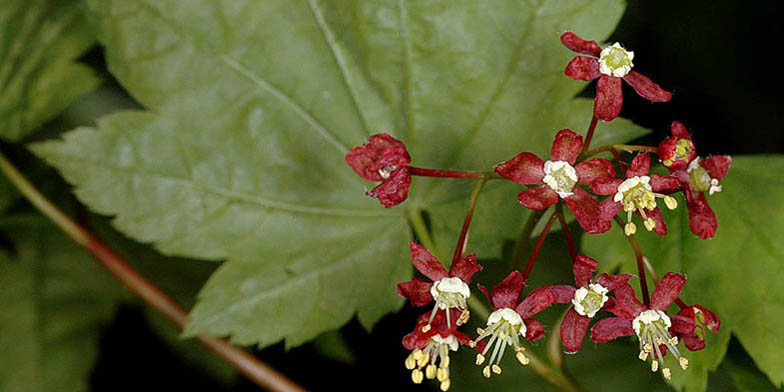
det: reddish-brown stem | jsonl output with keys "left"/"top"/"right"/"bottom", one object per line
{"left": 409, "top": 166, "right": 497, "bottom": 179}
{"left": 582, "top": 144, "right": 657, "bottom": 160}
{"left": 0, "top": 153, "right": 304, "bottom": 392}
{"left": 614, "top": 216, "right": 651, "bottom": 307}
{"left": 555, "top": 204, "right": 577, "bottom": 262}
{"left": 521, "top": 211, "right": 557, "bottom": 283}
{"left": 580, "top": 115, "right": 599, "bottom": 156}
{"left": 452, "top": 179, "right": 487, "bottom": 264}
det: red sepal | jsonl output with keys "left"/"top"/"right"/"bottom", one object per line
{"left": 622, "top": 71, "right": 672, "bottom": 102}
{"left": 495, "top": 152, "right": 545, "bottom": 184}
{"left": 565, "top": 56, "right": 600, "bottom": 81}
{"left": 518, "top": 186, "right": 559, "bottom": 210}
{"left": 590, "top": 316, "right": 634, "bottom": 342}
{"left": 449, "top": 253, "right": 482, "bottom": 284}
{"left": 561, "top": 308, "right": 591, "bottom": 353}
{"left": 409, "top": 242, "right": 448, "bottom": 281}
{"left": 560, "top": 32, "right": 602, "bottom": 57}
{"left": 397, "top": 279, "right": 434, "bottom": 306}
{"left": 650, "top": 272, "right": 686, "bottom": 311}
{"left": 594, "top": 75, "right": 623, "bottom": 121}
{"left": 551, "top": 129, "right": 583, "bottom": 164}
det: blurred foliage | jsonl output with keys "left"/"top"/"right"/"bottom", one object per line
{"left": 1, "top": 0, "right": 782, "bottom": 391}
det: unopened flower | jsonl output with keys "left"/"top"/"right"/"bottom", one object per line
{"left": 495, "top": 129, "right": 615, "bottom": 233}
{"left": 345, "top": 133, "right": 411, "bottom": 207}
{"left": 541, "top": 255, "right": 632, "bottom": 353}
{"left": 561, "top": 32, "right": 672, "bottom": 121}
{"left": 673, "top": 305, "right": 720, "bottom": 351}
{"left": 593, "top": 154, "right": 680, "bottom": 236}
{"left": 403, "top": 309, "right": 471, "bottom": 391}
{"left": 591, "top": 273, "right": 695, "bottom": 379}
{"left": 397, "top": 242, "right": 482, "bottom": 329}
{"left": 659, "top": 122, "right": 732, "bottom": 239}
{"left": 471, "top": 271, "right": 551, "bottom": 377}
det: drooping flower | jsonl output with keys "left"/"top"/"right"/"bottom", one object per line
{"left": 345, "top": 133, "right": 411, "bottom": 207}
{"left": 540, "top": 255, "right": 632, "bottom": 353}
{"left": 397, "top": 242, "right": 482, "bottom": 329}
{"left": 403, "top": 309, "right": 472, "bottom": 391}
{"left": 590, "top": 273, "right": 695, "bottom": 379}
{"left": 495, "top": 129, "right": 615, "bottom": 233}
{"left": 673, "top": 304, "right": 720, "bottom": 351}
{"left": 593, "top": 153, "right": 680, "bottom": 236}
{"left": 659, "top": 121, "right": 732, "bottom": 239}
{"left": 561, "top": 32, "right": 672, "bottom": 122}
{"left": 470, "top": 271, "right": 550, "bottom": 377}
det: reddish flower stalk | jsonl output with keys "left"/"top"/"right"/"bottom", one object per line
{"left": 410, "top": 167, "right": 495, "bottom": 179}
{"left": 614, "top": 216, "right": 651, "bottom": 306}
{"left": 452, "top": 179, "right": 487, "bottom": 264}
{"left": 580, "top": 115, "right": 599, "bottom": 157}
{"left": 521, "top": 212, "right": 557, "bottom": 283}
{"left": 555, "top": 204, "right": 577, "bottom": 261}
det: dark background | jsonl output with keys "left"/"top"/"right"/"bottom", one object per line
{"left": 87, "top": 1, "right": 783, "bottom": 390}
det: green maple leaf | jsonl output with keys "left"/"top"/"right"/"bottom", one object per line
{"left": 31, "top": 0, "right": 649, "bottom": 349}
{"left": 0, "top": 221, "right": 123, "bottom": 392}
{"left": 583, "top": 156, "right": 784, "bottom": 391}
{"left": 0, "top": 0, "right": 99, "bottom": 142}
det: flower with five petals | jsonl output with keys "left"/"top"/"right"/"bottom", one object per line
{"left": 495, "top": 129, "right": 615, "bottom": 234}
{"left": 590, "top": 273, "right": 694, "bottom": 379}
{"left": 673, "top": 304, "right": 720, "bottom": 351}
{"left": 471, "top": 271, "right": 550, "bottom": 377}
{"left": 403, "top": 309, "right": 472, "bottom": 391}
{"left": 593, "top": 153, "right": 680, "bottom": 236}
{"left": 561, "top": 32, "right": 672, "bottom": 121}
{"left": 541, "top": 255, "right": 632, "bottom": 353}
{"left": 397, "top": 242, "right": 482, "bottom": 329}
{"left": 345, "top": 133, "right": 411, "bottom": 208}
{"left": 659, "top": 121, "right": 732, "bottom": 239}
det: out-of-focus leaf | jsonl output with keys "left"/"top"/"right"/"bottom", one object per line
{"left": 0, "top": 0, "right": 99, "bottom": 141}
{"left": 723, "top": 343, "right": 781, "bottom": 392}
{"left": 0, "top": 175, "right": 16, "bottom": 212}
{"left": 583, "top": 156, "right": 784, "bottom": 390}
{"left": 312, "top": 329, "right": 356, "bottom": 365}
{"left": 0, "top": 220, "right": 123, "bottom": 392}
{"left": 32, "top": 0, "right": 641, "bottom": 350}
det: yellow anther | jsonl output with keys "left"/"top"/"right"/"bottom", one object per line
{"left": 476, "top": 328, "right": 485, "bottom": 335}
{"left": 643, "top": 343, "right": 652, "bottom": 353}
{"left": 437, "top": 367, "right": 448, "bottom": 382}
{"left": 651, "top": 361, "right": 659, "bottom": 372}
{"left": 669, "top": 337, "right": 678, "bottom": 346}
{"left": 483, "top": 366, "right": 491, "bottom": 378}
{"left": 663, "top": 368, "right": 671, "bottom": 380}
{"left": 411, "top": 369, "right": 424, "bottom": 384}
{"left": 644, "top": 217, "right": 656, "bottom": 231}
{"left": 638, "top": 351, "right": 648, "bottom": 361}
{"left": 468, "top": 341, "right": 476, "bottom": 348}
{"left": 655, "top": 337, "right": 663, "bottom": 345}
{"left": 625, "top": 222, "right": 637, "bottom": 236}
{"left": 441, "top": 356, "right": 450, "bottom": 368}
{"left": 426, "top": 364, "right": 437, "bottom": 379}
{"left": 458, "top": 309, "right": 470, "bottom": 325}
{"left": 680, "top": 357, "right": 689, "bottom": 370}
{"left": 516, "top": 351, "right": 530, "bottom": 365}
{"left": 405, "top": 355, "right": 416, "bottom": 370}
{"left": 492, "top": 364, "right": 502, "bottom": 375}
{"left": 664, "top": 196, "right": 678, "bottom": 210}
{"left": 498, "top": 331, "right": 506, "bottom": 339}
{"left": 440, "top": 379, "right": 451, "bottom": 391}
{"left": 514, "top": 346, "right": 526, "bottom": 352}
{"left": 475, "top": 353, "right": 485, "bottom": 365}
{"left": 412, "top": 349, "right": 423, "bottom": 361}
{"left": 421, "top": 324, "right": 431, "bottom": 333}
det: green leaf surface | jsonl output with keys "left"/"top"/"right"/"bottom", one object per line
{"left": 0, "top": 0, "right": 100, "bottom": 142}
{"left": 583, "top": 156, "right": 784, "bottom": 390}
{"left": 724, "top": 348, "right": 781, "bottom": 392}
{"left": 312, "top": 329, "right": 356, "bottom": 365}
{"left": 0, "top": 220, "right": 123, "bottom": 392}
{"left": 32, "top": 0, "right": 640, "bottom": 349}
{"left": 0, "top": 174, "right": 16, "bottom": 212}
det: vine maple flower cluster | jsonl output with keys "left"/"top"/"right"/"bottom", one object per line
{"left": 343, "top": 31, "right": 729, "bottom": 390}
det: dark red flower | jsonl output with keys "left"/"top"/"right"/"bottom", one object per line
{"left": 345, "top": 133, "right": 411, "bottom": 208}
{"left": 561, "top": 32, "right": 672, "bottom": 122}
{"left": 495, "top": 129, "right": 615, "bottom": 233}
{"left": 590, "top": 273, "right": 694, "bottom": 379}
{"left": 539, "top": 255, "right": 632, "bottom": 353}
{"left": 659, "top": 121, "right": 732, "bottom": 239}
{"left": 593, "top": 153, "right": 680, "bottom": 236}
{"left": 469, "top": 271, "right": 553, "bottom": 377}
{"left": 673, "top": 304, "right": 720, "bottom": 351}
{"left": 403, "top": 308, "right": 471, "bottom": 389}
{"left": 397, "top": 242, "right": 482, "bottom": 328}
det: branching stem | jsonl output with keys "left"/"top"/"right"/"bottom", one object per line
{"left": 555, "top": 204, "right": 577, "bottom": 261}
{"left": 409, "top": 166, "right": 501, "bottom": 180}
{"left": 521, "top": 211, "right": 557, "bottom": 284}
{"left": 614, "top": 216, "right": 651, "bottom": 307}
{"left": 452, "top": 178, "right": 487, "bottom": 263}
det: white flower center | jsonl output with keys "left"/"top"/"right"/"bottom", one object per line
{"left": 599, "top": 43, "right": 634, "bottom": 77}
{"left": 428, "top": 278, "right": 471, "bottom": 328}
{"left": 614, "top": 176, "right": 655, "bottom": 212}
{"left": 571, "top": 283, "right": 609, "bottom": 318}
{"left": 431, "top": 334, "right": 459, "bottom": 352}
{"left": 632, "top": 310, "right": 688, "bottom": 379}
{"left": 378, "top": 165, "right": 396, "bottom": 179}
{"left": 471, "top": 307, "right": 529, "bottom": 377}
{"left": 687, "top": 158, "right": 722, "bottom": 195}
{"left": 542, "top": 160, "right": 578, "bottom": 198}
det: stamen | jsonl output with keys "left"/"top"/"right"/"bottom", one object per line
{"left": 664, "top": 196, "right": 677, "bottom": 210}
{"left": 475, "top": 354, "right": 485, "bottom": 365}
{"left": 644, "top": 217, "right": 656, "bottom": 231}
{"left": 437, "top": 367, "right": 448, "bottom": 382}
{"left": 412, "top": 369, "right": 424, "bottom": 384}
{"left": 482, "top": 366, "right": 491, "bottom": 378}
{"left": 651, "top": 360, "right": 659, "bottom": 373}
{"left": 426, "top": 364, "right": 437, "bottom": 379}
{"left": 440, "top": 380, "right": 451, "bottom": 391}
{"left": 680, "top": 357, "right": 689, "bottom": 370}
{"left": 492, "top": 364, "right": 502, "bottom": 375}
{"left": 638, "top": 351, "right": 648, "bottom": 361}
{"left": 663, "top": 368, "right": 671, "bottom": 380}
{"left": 625, "top": 222, "right": 637, "bottom": 236}
{"left": 417, "top": 352, "right": 430, "bottom": 368}
{"left": 405, "top": 354, "right": 416, "bottom": 370}
{"left": 516, "top": 351, "right": 530, "bottom": 365}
